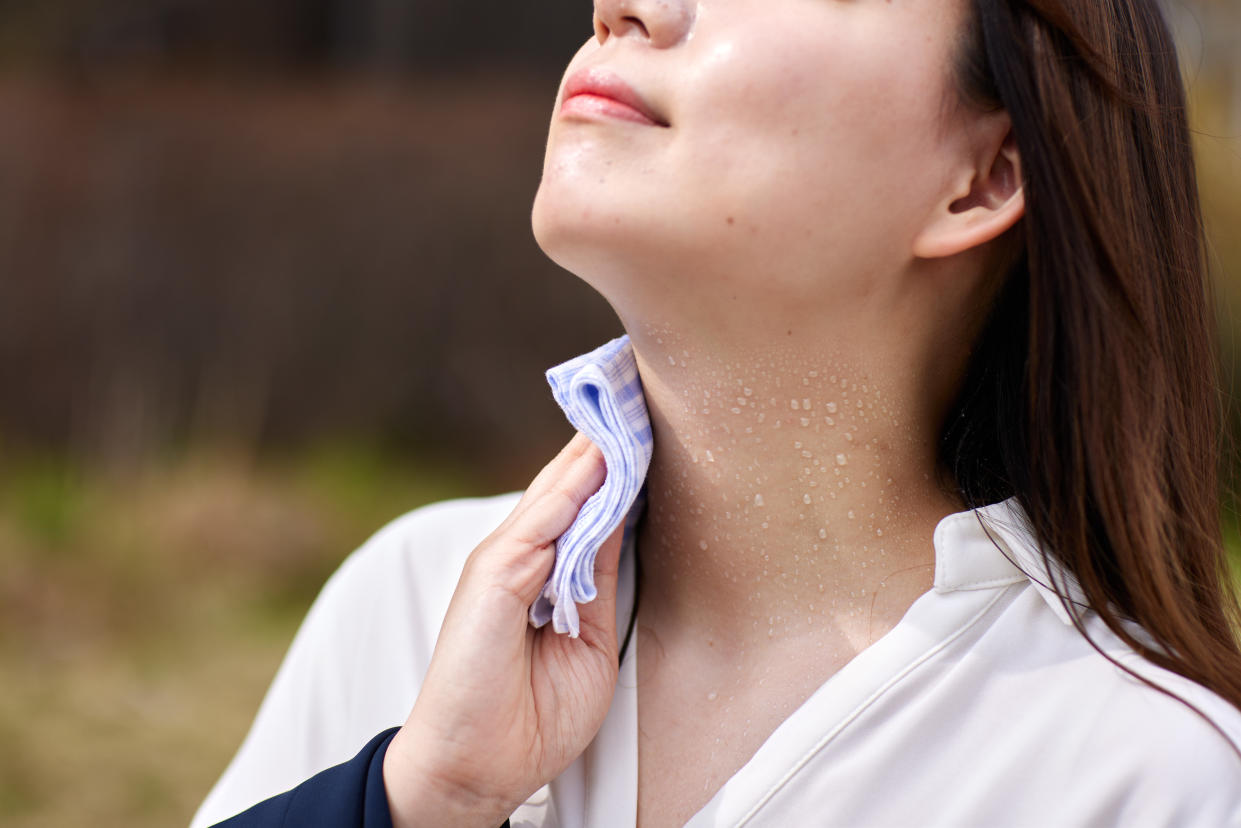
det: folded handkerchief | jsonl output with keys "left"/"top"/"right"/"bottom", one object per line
{"left": 530, "top": 334, "right": 654, "bottom": 637}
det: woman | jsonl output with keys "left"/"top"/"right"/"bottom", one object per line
{"left": 194, "top": 0, "right": 1241, "bottom": 825}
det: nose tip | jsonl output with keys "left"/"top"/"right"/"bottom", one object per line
{"left": 593, "top": 0, "right": 694, "bottom": 49}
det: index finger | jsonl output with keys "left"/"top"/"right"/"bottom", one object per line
{"left": 494, "top": 432, "right": 597, "bottom": 535}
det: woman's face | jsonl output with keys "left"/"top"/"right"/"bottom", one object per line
{"left": 532, "top": 0, "right": 977, "bottom": 331}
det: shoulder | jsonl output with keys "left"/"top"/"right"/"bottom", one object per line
{"left": 1094, "top": 654, "right": 1241, "bottom": 824}
{"left": 301, "top": 491, "right": 525, "bottom": 664}
{"left": 1004, "top": 597, "right": 1241, "bottom": 822}
{"left": 971, "top": 498, "right": 1241, "bottom": 808}
{"left": 1104, "top": 645, "right": 1241, "bottom": 771}
{"left": 322, "top": 491, "right": 524, "bottom": 606}
{"left": 1003, "top": 578, "right": 1241, "bottom": 761}
{"left": 367, "top": 491, "right": 524, "bottom": 549}
{"left": 346, "top": 491, "right": 523, "bottom": 567}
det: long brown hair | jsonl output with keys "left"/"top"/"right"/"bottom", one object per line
{"left": 942, "top": 0, "right": 1241, "bottom": 731}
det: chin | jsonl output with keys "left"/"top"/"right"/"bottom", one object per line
{"left": 530, "top": 179, "right": 577, "bottom": 267}
{"left": 531, "top": 205, "right": 622, "bottom": 304}
{"left": 531, "top": 185, "right": 676, "bottom": 324}
{"left": 533, "top": 177, "right": 643, "bottom": 278}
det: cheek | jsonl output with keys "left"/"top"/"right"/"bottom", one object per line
{"left": 675, "top": 24, "right": 950, "bottom": 242}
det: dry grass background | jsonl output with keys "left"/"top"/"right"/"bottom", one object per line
{"left": 0, "top": 447, "right": 480, "bottom": 826}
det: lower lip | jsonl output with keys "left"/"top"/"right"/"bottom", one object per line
{"left": 561, "top": 93, "right": 662, "bottom": 127}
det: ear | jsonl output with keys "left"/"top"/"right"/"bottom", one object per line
{"left": 912, "top": 113, "right": 1024, "bottom": 259}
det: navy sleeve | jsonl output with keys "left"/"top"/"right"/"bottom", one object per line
{"left": 210, "top": 727, "right": 511, "bottom": 828}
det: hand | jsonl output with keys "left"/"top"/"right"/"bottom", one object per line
{"left": 383, "top": 432, "right": 626, "bottom": 828}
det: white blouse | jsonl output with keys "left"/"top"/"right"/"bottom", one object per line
{"left": 192, "top": 494, "right": 1241, "bottom": 827}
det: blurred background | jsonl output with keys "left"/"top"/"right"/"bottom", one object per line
{"left": 0, "top": 1, "right": 1236, "bottom": 826}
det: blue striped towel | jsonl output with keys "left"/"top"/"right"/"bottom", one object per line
{"left": 530, "top": 334, "right": 654, "bottom": 637}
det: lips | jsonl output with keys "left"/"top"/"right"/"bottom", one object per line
{"left": 561, "top": 68, "right": 669, "bottom": 128}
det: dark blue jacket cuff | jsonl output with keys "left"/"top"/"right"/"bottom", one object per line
{"left": 211, "top": 727, "right": 397, "bottom": 828}
{"left": 210, "top": 727, "right": 512, "bottom": 828}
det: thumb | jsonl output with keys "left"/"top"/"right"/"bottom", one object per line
{"left": 575, "top": 520, "right": 626, "bottom": 650}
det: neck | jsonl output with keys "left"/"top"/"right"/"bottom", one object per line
{"left": 629, "top": 322, "right": 963, "bottom": 655}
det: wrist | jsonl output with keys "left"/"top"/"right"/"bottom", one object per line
{"left": 382, "top": 726, "right": 518, "bottom": 828}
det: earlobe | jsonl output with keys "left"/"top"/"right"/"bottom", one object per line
{"left": 912, "top": 127, "right": 1025, "bottom": 260}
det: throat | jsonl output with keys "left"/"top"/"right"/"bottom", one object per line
{"left": 628, "top": 332, "right": 956, "bottom": 650}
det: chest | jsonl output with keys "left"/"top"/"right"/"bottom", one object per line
{"left": 635, "top": 694, "right": 781, "bottom": 828}
{"left": 513, "top": 582, "right": 1127, "bottom": 828}
{"left": 634, "top": 631, "right": 855, "bottom": 828}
